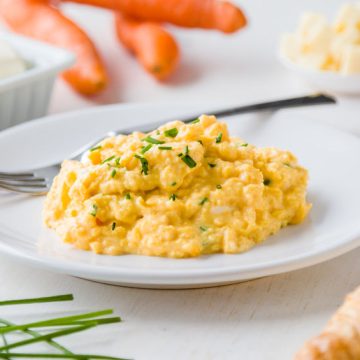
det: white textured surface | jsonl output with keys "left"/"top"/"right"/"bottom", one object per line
{"left": 1, "top": 0, "right": 360, "bottom": 359}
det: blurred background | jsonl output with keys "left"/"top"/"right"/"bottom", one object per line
{"left": 46, "top": 0, "right": 350, "bottom": 110}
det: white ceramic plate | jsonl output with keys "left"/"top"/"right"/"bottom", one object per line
{"left": 279, "top": 54, "right": 360, "bottom": 95}
{"left": 1, "top": 103, "right": 360, "bottom": 289}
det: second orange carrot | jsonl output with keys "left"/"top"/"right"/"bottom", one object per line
{"left": 115, "top": 12, "right": 180, "bottom": 80}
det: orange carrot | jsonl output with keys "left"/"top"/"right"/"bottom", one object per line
{"left": 0, "top": 0, "right": 108, "bottom": 95}
{"left": 115, "top": 13, "right": 179, "bottom": 80}
{"left": 62, "top": 0, "right": 247, "bottom": 33}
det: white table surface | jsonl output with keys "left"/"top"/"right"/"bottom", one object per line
{"left": 1, "top": 0, "right": 360, "bottom": 359}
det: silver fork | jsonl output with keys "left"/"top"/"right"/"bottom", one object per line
{"left": 0, "top": 94, "right": 336, "bottom": 196}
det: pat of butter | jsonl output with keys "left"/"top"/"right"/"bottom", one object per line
{"left": 280, "top": 3, "right": 360, "bottom": 75}
{"left": 0, "top": 38, "right": 26, "bottom": 80}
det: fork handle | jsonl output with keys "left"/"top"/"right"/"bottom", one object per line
{"left": 118, "top": 93, "right": 336, "bottom": 135}
{"left": 182, "top": 94, "right": 336, "bottom": 122}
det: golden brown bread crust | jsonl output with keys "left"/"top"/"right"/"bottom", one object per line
{"left": 295, "top": 286, "right": 360, "bottom": 360}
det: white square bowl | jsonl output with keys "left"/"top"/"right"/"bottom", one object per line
{"left": 0, "top": 31, "right": 75, "bottom": 130}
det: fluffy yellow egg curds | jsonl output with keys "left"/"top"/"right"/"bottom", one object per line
{"left": 43, "top": 115, "right": 311, "bottom": 258}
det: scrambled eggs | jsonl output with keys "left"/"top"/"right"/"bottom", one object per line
{"left": 43, "top": 115, "right": 311, "bottom": 258}
{"left": 281, "top": 3, "right": 360, "bottom": 74}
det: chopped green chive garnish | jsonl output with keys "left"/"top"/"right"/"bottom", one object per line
{"left": 101, "top": 155, "right": 115, "bottom": 164}
{"left": 241, "top": 143, "right": 248, "bottom": 147}
{"left": 90, "top": 204, "right": 98, "bottom": 217}
{"left": 215, "top": 133, "right": 223, "bottom": 143}
{"left": 199, "top": 226, "right": 208, "bottom": 232}
{"left": 156, "top": 130, "right": 160, "bottom": 135}
{"left": 171, "top": 181, "right": 177, "bottom": 186}
{"left": 184, "top": 145, "right": 189, "bottom": 155}
{"left": 134, "top": 154, "right": 149, "bottom": 175}
{"left": 143, "top": 136, "right": 164, "bottom": 145}
{"left": 158, "top": 146, "right": 172, "bottom": 150}
{"left": 181, "top": 155, "right": 197, "bottom": 168}
{"left": 164, "top": 128, "right": 178, "bottom": 138}
{"left": 208, "top": 163, "right": 216, "bottom": 168}
{"left": 90, "top": 145, "right": 102, "bottom": 152}
{"left": 284, "top": 162, "right": 291, "bottom": 167}
{"left": 177, "top": 153, "right": 183, "bottom": 157}
{"left": 115, "top": 157, "right": 121, "bottom": 166}
{"left": 197, "top": 140, "right": 203, "bottom": 145}
{"left": 199, "top": 197, "right": 209, "bottom": 206}
{"left": 169, "top": 193, "right": 177, "bottom": 201}
{"left": 191, "top": 118, "right": 200, "bottom": 124}
{"left": 216, "top": 184, "right": 222, "bottom": 189}
{"left": 111, "top": 222, "right": 116, "bottom": 231}
{"left": 111, "top": 169, "right": 117, "bottom": 178}
{"left": 141, "top": 144, "right": 152, "bottom": 154}
{"left": 263, "top": 179, "right": 271, "bottom": 186}
{"left": 125, "top": 193, "right": 131, "bottom": 200}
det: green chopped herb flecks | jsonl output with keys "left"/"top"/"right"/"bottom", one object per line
{"left": 191, "top": 118, "right": 200, "bottom": 124}
{"left": 164, "top": 128, "right": 178, "bottom": 138}
{"left": 115, "top": 157, "right": 121, "bottom": 166}
{"left": 208, "top": 163, "right": 216, "bottom": 168}
{"left": 134, "top": 154, "right": 149, "bottom": 175}
{"left": 169, "top": 193, "right": 177, "bottom": 201}
{"left": 215, "top": 133, "right": 223, "bottom": 144}
{"left": 111, "top": 222, "right": 116, "bottom": 231}
{"left": 199, "top": 197, "right": 209, "bottom": 206}
{"left": 111, "top": 169, "right": 117, "bottom": 178}
{"left": 142, "top": 136, "right": 164, "bottom": 145}
{"left": 90, "top": 145, "right": 102, "bottom": 152}
{"left": 156, "top": 130, "right": 160, "bottom": 135}
{"left": 241, "top": 143, "right": 248, "bottom": 147}
{"left": 141, "top": 144, "right": 152, "bottom": 154}
{"left": 184, "top": 145, "right": 189, "bottom": 155}
{"left": 197, "top": 140, "right": 203, "bottom": 145}
{"left": 101, "top": 155, "right": 116, "bottom": 164}
{"left": 263, "top": 179, "right": 271, "bottom": 186}
{"left": 125, "top": 193, "right": 131, "bottom": 200}
{"left": 90, "top": 204, "right": 98, "bottom": 217}
{"left": 171, "top": 182, "right": 177, "bottom": 186}
{"left": 199, "top": 226, "right": 208, "bottom": 232}
{"left": 158, "top": 146, "right": 172, "bottom": 150}
{"left": 284, "top": 162, "right": 292, "bottom": 167}
{"left": 181, "top": 155, "right": 197, "bottom": 168}
{"left": 216, "top": 184, "right": 222, "bottom": 189}
{"left": 177, "top": 153, "right": 183, "bottom": 157}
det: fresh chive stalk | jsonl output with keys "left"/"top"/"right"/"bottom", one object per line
{"left": 0, "top": 353, "right": 130, "bottom": 359}
{"left": 0, "top": 310, "right": 114, "bottom": 335}
{"left": 141, "top": 144, "right": 152, "bottom": 154}
{"left": 0, "top": 325, "right": 96, "bottom": 352}
{"left": 181, "top": 155, "right": 197, "bottom": 168}
{"left": 101, "top": 156, "right": 116, "bottom": 164}
{"left": 142, "top": 136, "right": 164, "bottom": 145}
{"left": 215, "top": 133, "right": 223, "bottom": 143}
{"left": 164, "top": 128, "right": 178, "bottom": 138}
{"left": 134, "top": 154, "right": 149, "bottom": 175}
{"left": 0, "top": 295, "right": 73, "bottom": 306}
{"left": 158, "top": 146, "right": 172, "bottom": 150}
{"left": 0, "top": 319, "right": 72, "bottom": 355}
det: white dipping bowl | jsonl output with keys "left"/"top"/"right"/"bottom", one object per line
{"left": 279, "top": 53, "right": 360, "bottom": 95}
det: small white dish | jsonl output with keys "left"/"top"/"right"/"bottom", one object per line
{"left": 0, "top": 31, "right": 74, "bottom": 130}
{"left": 0, "top": 103, "right": 360, "bottom": 289}
{"left": 279, "top": 53, "right": 360, "bottom": 95}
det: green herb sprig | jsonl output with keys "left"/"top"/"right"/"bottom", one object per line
{"left": 0, "top": 295, "right": 126, "bottom": 360}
